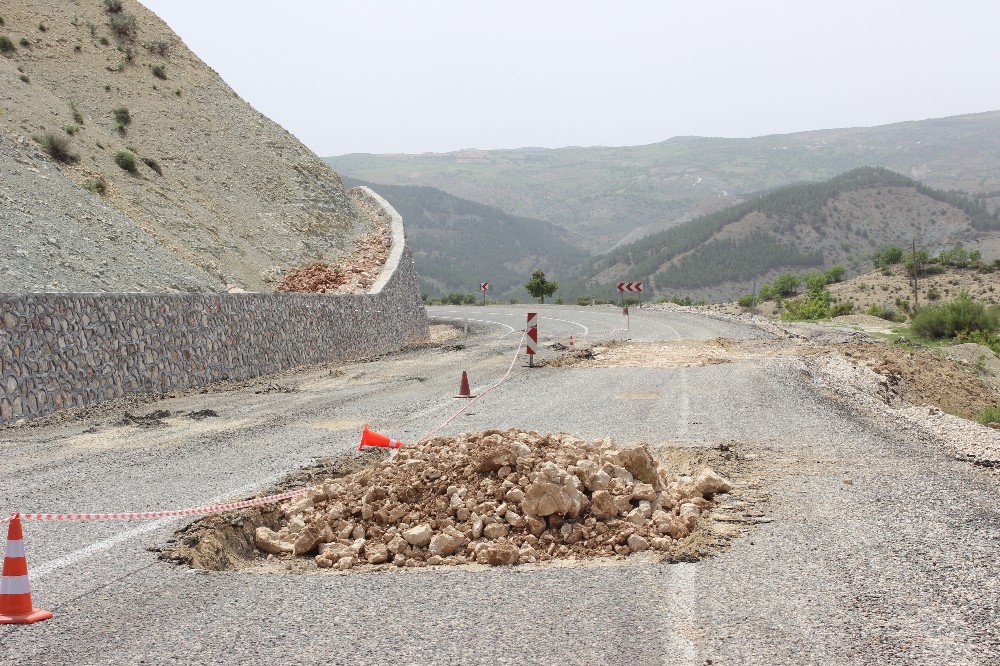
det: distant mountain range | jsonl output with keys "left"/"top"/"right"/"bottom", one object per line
{"left": 328, "top": 111, "right": 1000, "bottom": 252}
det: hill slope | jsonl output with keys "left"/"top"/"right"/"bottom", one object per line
{"left": 562, "top": 168, "right": 1000, "bottom": 301}
{"left": 342, "top": 177, "right": 587, "bottom": 299}
{"left": 0, "top": 0, "right": 367, "bottom": 292}
{"left": 328, "top": 111, "right": 1000, "bottom": 250}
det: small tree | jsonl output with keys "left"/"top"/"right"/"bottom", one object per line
{"left": 772, "top": 273, "right": 801, "bottom": 297}
{"left": 524, "top": 269, "right": 558, "bottom": 303}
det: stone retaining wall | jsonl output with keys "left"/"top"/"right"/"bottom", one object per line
{"left": 0, "top": 186, "right": 428, "bottom": 425}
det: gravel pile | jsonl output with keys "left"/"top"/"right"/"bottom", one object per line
{"left": 255, "top": 429, "right": 732, "bottom": 570}
{"left": 277, "top": 262, "right": 350, "bottom": 293}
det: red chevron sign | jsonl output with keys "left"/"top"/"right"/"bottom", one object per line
{"left": 480, "top": 282, "right": 489, "bottom": 292}
{"left": 616, "top": 282, "right": 643, "bottom": 292}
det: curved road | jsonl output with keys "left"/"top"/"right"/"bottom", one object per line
{"left": 1, "top": 305, "right": 997, "bottom": 664}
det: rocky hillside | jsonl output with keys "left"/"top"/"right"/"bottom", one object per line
{"left": 328, "top": 111, "right": 1000, "bottom": 251}
{"left": 0, "top": 0, "right": 367, "bottom": 292}
{"left": 561, "top": 168, "right": 1000, "bottom": 302}
{"left": 342, "top": 177, "right": 587, "bottom": 299}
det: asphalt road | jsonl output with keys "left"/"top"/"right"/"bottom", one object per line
{"left": 1, "top": 305, "right": 997, "bottom": 665}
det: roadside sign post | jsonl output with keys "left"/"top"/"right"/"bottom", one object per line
{"left": 616, "top": 282, "right": 642, "bottom": 331}
{"left": 525, "top": 312, "right": 537, "bottom": 368}
{"left": 480, "top": 282, "right": 489, "bottom": 305}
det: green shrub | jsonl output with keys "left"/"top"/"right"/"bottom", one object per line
{"left": 114, "top": 150, "right": 137, "bottom": 173}
{"left": 737, "top": 294, "right": 754, "bottom": 308}
{"left": 575, "top": 296, "right": 593, "bottom": 306}
{"left": 109, "top": 13, "right": 137, "bottom": 39}
{"left": 141, "top": 156, "right": 162, "bottom": 175}
{"left": 36, "top": 132, "right": 78, "bottom": 163}
{"left": 772, "top": 273, "right": 801, "bottom": 297}
{"left": 0, "top": 36, "right": 14, "bottom": 52}
{"left": 830, "top": 302, "right": 854, "bottom": 317}
{"left": 874, "top": 246, "right": 904, "bottom": 268}
{"left": 867, "top": 304, "right": 903, "bottom": 322}
{"left": 926, "top": 287, "right": 941, "bottom": 301}
{"left": 19, "top": 73, "right": 28, "bottom": 83}
{"left": 113, "top": 106, "right": 131, "bottom": 133}
{"left": 0, "top": 17, "right": 4, "bottom": 27}
{"left": 758, "top": 283, "right": 776, "bottom": 301}
{"left": 19, "top": 37, "right": 29, "bottom": 47}
{"left": 83, "top": 177, "right": 107, "bottom": 195}
{"left": 912, "top": 293, "right": 999, "bottom": 340}
{"left": 64, "top": 125, "right": 79, "bottom": 135}
{"left": 978, "top": 404, "right": 1000, "bottom": 426}
{"left": 781, "top": 297, "right": 830, "bottom": 321}
{"left": 100, "top": 36, "right": 110, "bottom": 46}
{"left": 151, "top": 64, "right": 166, "bottom": 79}
{"left": 104, "top": 0, "right": 124, "bottom": 12}
{"left": 38, "top": 23, "right": 46, "bottom": 32}
{"left": 824, "top": 266, "right": 846, "bottom": 283}
{"left": 143, "top": 39, "right": 169, "bottom": 56}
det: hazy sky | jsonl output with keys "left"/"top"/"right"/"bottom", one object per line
{"left": 144, "top": 1, "right": 1000, "bottom": 156}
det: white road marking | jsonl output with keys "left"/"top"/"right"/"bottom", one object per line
{"left": 32, "top": 476, "right": 283, "bottom": 580}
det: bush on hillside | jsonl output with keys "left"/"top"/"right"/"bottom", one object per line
{"left": 0, "top": 35, "right": 14, "bottom": 53}
{"left": 873, "top": 246, "right": 904, "bottom": 268}
{"left": 978, "top": 404, "right": 1000, "bottom": 426}
{"left": 772, "top": 273, "right": 801, "bottom": 297}
{"left": 36, "top": 132, "right": 78, "bottom": 163}
{"left": 830, "top": 302, "right": 854, "bottom": 317}
{"left": 911, "top": 293, "right": 999, "bottom": 340}
{"left": 83, "top": 177, "right": 107, "bottom": 195}
{"left": 824, "top": 266, "right": 846, "bottom": 283}
{"left": 113, "top": 106, "right": 131, "bottom": 133}
{"left": 109, "top": 13, "right": 137, "bottom": 39}
{"left": 104, "top": 0, "right": 124, "bottom": 13}
{"left": 575, "top": 296, "right": 593, "bottom": 306}
{"left": 114, "top": 150, "right": 137, "bottom": 173}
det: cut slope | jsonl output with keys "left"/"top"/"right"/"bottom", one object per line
{"left": 0, "top": 0, "right": 365, "bottom": 291}
{"left": 328, "top": 111, "right": 1000, "bottom": 250}
{"left": 0, "top": 128, "right": 216, "bottom": 292}
{"left": 342, "top": 177, "right": 587, "bottom": 298}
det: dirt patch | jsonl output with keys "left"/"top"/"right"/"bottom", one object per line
{"left": 428, "top": 324, "right": 463, "bottom": 344}
{"left": 833, "top": 342, "right": 998, "bottom": 419}
{"left": 551, "top": 338, "right": 795, "bottom": 369}
{"left": 121, "top": 409, "right": 171, "bottom": 427}
{"left": 171, "top": 430, "right": 771, "bottom": 575}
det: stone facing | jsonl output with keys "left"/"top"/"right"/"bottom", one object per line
{"left": 0, "top": 188, "right": 428, "bottom": 425}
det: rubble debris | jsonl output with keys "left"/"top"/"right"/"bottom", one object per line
{"left": 276, "top": 262, "right": 349, "bottom": 293}
{"left": 187, "top": 409, "right": 219, "bottom": 419}
{"left": 257, "top": 429, "right": 733, "bottom": 570}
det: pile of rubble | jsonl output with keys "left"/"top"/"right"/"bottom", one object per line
{"left": 255, "top": 429, "right": 732, "bottom": 570}
{"left": 276, "top": 262, "right": 349, "bottom": 293}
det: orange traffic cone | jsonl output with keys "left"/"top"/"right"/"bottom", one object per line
{"left": 0, "top": 514, "right": 52, "bottom": 624}
{"left": 456, "top": 371, "right": 475, "bottom": 398}
{"left": 358, "top": 424, "right": 404, "bottom": 451}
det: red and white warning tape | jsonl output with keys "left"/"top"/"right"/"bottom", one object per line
{"left": 1, "top": 488, "right": 307, "bottom": 525}
{"left": 415, "top": 330, "right": 527, "bottom": 444}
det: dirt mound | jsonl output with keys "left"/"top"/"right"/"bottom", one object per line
{"left": 254, "top": 429, "right": 732, "bottom": 570}
{"left": 835, "top": 342, "right": 998, "bottom": 419}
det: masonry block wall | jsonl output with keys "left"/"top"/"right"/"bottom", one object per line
{"left": 0, "top": 187, "right": 428, "bottom": 424}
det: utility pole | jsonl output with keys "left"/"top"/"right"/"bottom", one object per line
{"left": 911, "top": 237, "right": 919, "bottom": 310}
{"left": 751, "top": 280, "right": 757, "bottom": 321}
